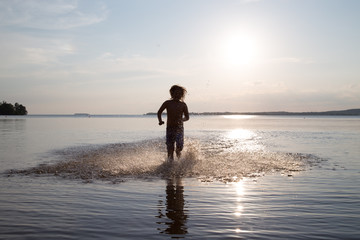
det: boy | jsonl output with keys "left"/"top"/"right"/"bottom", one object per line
{"left": 157, "top": 85, "right": 189, "bottom": 161}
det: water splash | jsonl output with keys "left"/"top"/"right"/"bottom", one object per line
{"left": 7, "top": 138, "right": 321, "bottom": 183}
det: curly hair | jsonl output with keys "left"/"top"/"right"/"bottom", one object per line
{"left": 169, "top": 85, "right": 187, "bottom": 101}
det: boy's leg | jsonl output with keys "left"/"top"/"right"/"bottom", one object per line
{"left": 175, "top": 127, "right": 184, "bottom": 158}
{"left": 166, "top": 128, "right": 176, "bottom": 161}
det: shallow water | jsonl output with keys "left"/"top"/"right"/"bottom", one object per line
{"left": 8, "top": 137, "right": 314, "bottom": 183}
{"left": 0, "top": 115, "right": 359, "bottom": 239}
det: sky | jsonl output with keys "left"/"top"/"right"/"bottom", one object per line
{"left": 0, "top": 0, "right": 359, "bottom": 114}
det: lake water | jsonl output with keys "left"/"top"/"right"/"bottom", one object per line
{"left": 0, "top": 115, "right": 359, "bottom": 239}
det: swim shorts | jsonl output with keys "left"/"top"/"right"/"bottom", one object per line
{"left": 166, "top": 126, "right": 184, "bottom": 152}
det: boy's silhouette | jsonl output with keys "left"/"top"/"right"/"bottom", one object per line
{"left": 158, "top": 85, "right": 189, "bottom": 161}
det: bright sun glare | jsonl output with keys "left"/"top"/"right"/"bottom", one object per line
{"left": 222, "top": 34, "right": 258, "bottom": 66}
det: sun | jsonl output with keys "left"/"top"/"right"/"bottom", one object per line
{"left": 222, "top": 34, "right": 258, "bottom": 66}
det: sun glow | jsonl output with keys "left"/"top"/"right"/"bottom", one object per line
{"left": 222, "top": 33, "right": 258, "bottom": 67}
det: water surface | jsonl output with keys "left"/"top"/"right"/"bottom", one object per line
{"left": 0, "top": 115, "right": 359, "bottom": 239}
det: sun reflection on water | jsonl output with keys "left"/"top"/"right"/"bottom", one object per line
{"left": 223, "top": 115, "right": 256, "bottom": 120}
{"left": 232, "top": 180, "right": 249, "bottom": 235}
{"left": 225, "top": 128, "right": 263, "bottom": 152}
{"left": 227, "top": 129, "right": 255, "bottom": 140}
{"left": 235, "top": 180, "right": 245, "bottom": 196}
{"left": 233, "top": 181, "right": 245, "bottom": 218}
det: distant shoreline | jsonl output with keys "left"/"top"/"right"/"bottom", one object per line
{"left": 2, "top": 108, "right": 359, "bottom": 117}
{"left": 146, "top": 108, "right": 360, "bottom": 116}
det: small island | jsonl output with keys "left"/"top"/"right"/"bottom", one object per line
{"left": 0, "top": 101, "right": 28, "bottom": 115}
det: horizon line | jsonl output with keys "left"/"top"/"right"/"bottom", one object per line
{"left": 3, "top": 107, "right": 359, "bottom": 116}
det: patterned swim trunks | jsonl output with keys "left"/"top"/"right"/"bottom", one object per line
{"left": 166, "top": 126, "right": 184, "bottom": 152}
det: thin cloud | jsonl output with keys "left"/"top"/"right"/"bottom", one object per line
{"left": 241, "top": 0, "right": 261, "bottom": 4}
{"left": 270, "top": 57, "right": 314, "bottom": 64}
{"left": 23, "top": 44, "right": 75, "bottom": 65}
{"left": 0, "top": 32, "right": 77, "bottom": 68}
{"left": 0, "top": 0, "right": 108, "bottom": 29}
{"left": 337, "top": 84, "right": 360, "bottom": 102}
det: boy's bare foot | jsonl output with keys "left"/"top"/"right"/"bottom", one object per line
{"left": 176, "top": 150, "right": 181, "bottom": 159}
{"left": 168, "top": 153, "right": 174, "bottom": 162}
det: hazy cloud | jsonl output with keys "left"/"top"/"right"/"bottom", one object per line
{"left": 270, "top": 57, "right": 314, "bottom": 64}
{"left": 241, "top": 0, "right": 261, "bottom": 4}
{"left": 0, "top": 0, "right": 108, "bottom": 29}
{"left": 0, "top": 32, "right": 76, "bottom": 69}
{"left": 337, "top": 84, "right": 360, "bottom": 102}
{"left": 22, "top": 43, "right": 75, "bottom": 65}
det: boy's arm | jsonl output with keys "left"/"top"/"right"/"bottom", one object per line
{"left": 157, "top": 102, "right": 167, "bottom": 125}
{"left": 182, "top": 103, "right": 189, "bottom": 122}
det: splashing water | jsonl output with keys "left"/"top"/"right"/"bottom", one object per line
{"left": 7, "top": 138, "right": 320, "bottom": 183}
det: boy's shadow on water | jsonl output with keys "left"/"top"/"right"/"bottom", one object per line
{"left": 156, "top": 176, "right": 188, "bottom": 237}
{"left": 155, "top": 151, "right": 197, "bottom": 236}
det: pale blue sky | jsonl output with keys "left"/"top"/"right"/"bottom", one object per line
{"left": 0, "top": 0, "right": 359, "bottom": 114}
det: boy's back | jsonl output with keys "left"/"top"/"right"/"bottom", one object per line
{"left": 160, "top": 99, "right": 188, "bottom": 127}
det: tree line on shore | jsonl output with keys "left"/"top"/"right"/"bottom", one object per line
{"left": 146, "top": 108, "right": 360, "bottom": 116}
{"left": 0, "top": 101, "right": 28, "bottom": 115}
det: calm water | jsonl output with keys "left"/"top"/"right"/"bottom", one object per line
{"left": 0, "top": 115, "right": 359, "bottom": 239}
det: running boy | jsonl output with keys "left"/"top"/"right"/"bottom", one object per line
{"left": 157, "top": 85, "right": 189, "bottom": 161}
